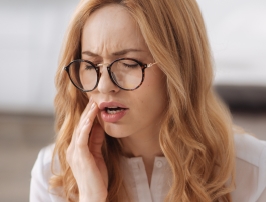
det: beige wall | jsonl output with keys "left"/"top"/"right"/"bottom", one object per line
{"left": 0, "top": 0, "right": 265, "bottom": 114}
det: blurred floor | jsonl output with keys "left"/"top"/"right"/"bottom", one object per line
{"left": 0, "top": 111, "right": 265, "bottom": 202}
{"left": 0, "top": 113, "right": 54, "bottom": 202}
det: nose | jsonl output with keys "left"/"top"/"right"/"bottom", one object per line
{"left": 96, "top": 65, "right": 120, "bottom": 94}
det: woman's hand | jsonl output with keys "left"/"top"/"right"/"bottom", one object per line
{"left": 66, "top": 99, "right": 108, "bottom": 202}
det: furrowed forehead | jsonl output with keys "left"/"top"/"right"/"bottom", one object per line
{"left": 81, "top": 4, "right": 148, "bottom": 58}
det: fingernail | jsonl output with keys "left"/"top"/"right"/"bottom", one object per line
{"left": 91, "top": 102, "right": 96, "bottom": 109}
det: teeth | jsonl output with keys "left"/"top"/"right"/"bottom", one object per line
{"left": 106, "top": 109, "right": 123, "bottom": 114}
{"left": 105, "top": 107, "right": 125, "bottom": 114}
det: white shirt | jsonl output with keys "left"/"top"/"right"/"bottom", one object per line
{"left": 30, "top": 134, "right": 266, "bottom": 202}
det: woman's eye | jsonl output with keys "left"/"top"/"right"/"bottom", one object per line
{"left": 122, "top": 63, "right": 139, "bottom": 68}
{"left": 84, "top": 65, "right": 94, "bottom": 70}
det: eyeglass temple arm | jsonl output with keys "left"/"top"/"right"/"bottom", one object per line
{"left": 97, "top": 62, "right": 157, "bottom": 68}
{"left": 146, "top": 62, "right": 157, "bottom": 68}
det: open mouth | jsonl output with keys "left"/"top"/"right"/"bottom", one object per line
{"left": 99, "top": 102, "right": 128, "bottom": 122}
{"left": 105, "top": 107, "right": 127, "bottom": 114}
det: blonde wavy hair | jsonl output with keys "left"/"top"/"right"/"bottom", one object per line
{"left": 51, "top": 0, "right": 235, "bottom": 201}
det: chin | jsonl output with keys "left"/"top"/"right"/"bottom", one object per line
{"left": 102, "top": 122, "right": 130, "bottom": 139}
{"left": 104, "top": 128, "right": 127, "bottom": 139}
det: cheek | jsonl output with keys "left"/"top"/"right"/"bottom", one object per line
{"left": 86, "top": 92, "right": 91, "bottom": 97}
{"left": 142, "top": 71, "right": 167, "bottom": 103}
{"left": 136, "top": 85, "right": 167, "bottom": 117}
{"left": 147, "top": 81, "right": 167, "bottom": 113}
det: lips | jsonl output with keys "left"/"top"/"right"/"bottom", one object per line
{"left": 99, "top": 101, "right": 128, "bottom": 110}
{"left": 98, "top": 101, "right": 129, "bottom": 123}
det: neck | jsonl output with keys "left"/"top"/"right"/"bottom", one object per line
{"left": 120, "top": 132, "right": 164, "bottom": 186}
{"left": 120, "top": 132, "right": 163, "bottom": 161}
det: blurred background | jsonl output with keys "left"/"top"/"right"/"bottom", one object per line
{"left": 0, "top": 0, "right": 265, "bottom": 201}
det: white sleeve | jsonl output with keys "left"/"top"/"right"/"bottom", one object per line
{"left": 233, "top": 135, "right": 266, "bottom": 202}
{"left": 30, "top": 145, "right": 56, "bottom": 202}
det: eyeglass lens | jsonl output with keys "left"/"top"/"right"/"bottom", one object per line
{"left": 68, "top": 59, "right": 143, "bottom": 91}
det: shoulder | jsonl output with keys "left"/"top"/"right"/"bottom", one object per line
{"left": 232, "top": 134, "right": 266, "bottom": 202}
{"left": 30, "top": 144, "right": 65, "bottom": 202}
{"left": 31, "top": 144, "right": 56, "bottom": 182}
{"left": 35, "top": 144, "right": 55, "bottom": 165}
{"left": 234, "top": 133, "right": 266, "bottom": 165}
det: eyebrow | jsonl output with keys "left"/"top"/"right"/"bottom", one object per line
{"left": 82, "top": 48, "right": 144, "bottom": 57}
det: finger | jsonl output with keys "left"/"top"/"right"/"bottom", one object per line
{"left": 67, "top": 127, "right": 77, "bottom": 164}
{"left": 79, "top": 101, "right": 99, "bottom": 132}
{"left": 75, "top": 98, "right": 93, "bottom": 136}
{"left": 67, "top": 99, "right": 95, "bottom": 164}
{"left": 76, "top": 101, "right": 98, "bottom": 148}
{"left": 79, "top": 98, "right": 93, "bottom": 121}
{"left": 89, "top": 122, "right": 105, "bottom": 158}
{"left": 89, "top": 123, "right": 108, "bottom": 188}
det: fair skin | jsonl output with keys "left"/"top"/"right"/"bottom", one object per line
{"left": 67, "top": 4, "right": 167, "bottom": 202}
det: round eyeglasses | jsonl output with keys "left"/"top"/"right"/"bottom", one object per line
{"left": 64, "top": 58, "right": 157, "bottom": 92}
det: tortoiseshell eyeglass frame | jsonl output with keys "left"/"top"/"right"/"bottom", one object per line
{"left": 64, "top": 58, "right": 157, "bottom": 92}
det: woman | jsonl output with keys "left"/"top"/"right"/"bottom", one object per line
{"left": 30, "top": 0, "right": 266, "bottom": 201}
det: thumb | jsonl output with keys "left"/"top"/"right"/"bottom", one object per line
{"left": 89, "top": 122, "right": 105, "bottom": 158}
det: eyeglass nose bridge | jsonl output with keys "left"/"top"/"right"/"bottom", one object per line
{"left": 95, "top": 63, "right": 113, "bottom": 76}
{"left": 96, "top": 63, "right": 110, "bottom": 67}
{"left": 95, "top": 62, "right": 119, "bottom": 90}
{"left": 96, "top": 63, "right": 112, "bottom": 68}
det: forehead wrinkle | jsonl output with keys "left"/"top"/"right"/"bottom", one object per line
{"left": 82, "top": 4, "right": 148, "bottom": 59}
{"left": 82, "top": 48, "right": 145, "bottom": 58}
